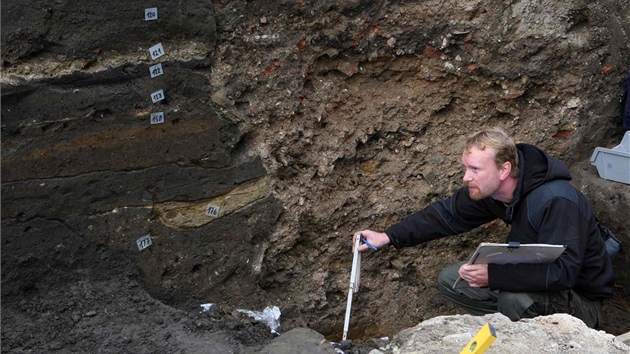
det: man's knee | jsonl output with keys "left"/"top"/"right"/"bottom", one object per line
{"left": 496, "top": 292, "right": 537, "bottom": 321}
{"left": 438, "top": 262, "right": 463, "bottom": 290}
{"left": 438, "top": 264, "right": 460, "bottom": 300}
{"left": 437, "top": 264, "right": 499, "bottom": 316}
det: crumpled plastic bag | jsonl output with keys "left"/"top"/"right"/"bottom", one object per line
{"left": 200, "top": 303, "right": 215, "bottom": 312}
{"left": 236, "top": 306, "right": 281, "bottom": 334}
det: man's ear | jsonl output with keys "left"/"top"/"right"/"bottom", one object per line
{"left": 500, "top": 161, "right": 512, "bottom": 180}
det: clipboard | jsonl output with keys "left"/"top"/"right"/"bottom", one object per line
{"left": 453, "top": 242, "right": 566, "bottom": 289}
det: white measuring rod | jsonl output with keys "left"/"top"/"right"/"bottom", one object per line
{"left": 343, "top": 233, "right": 362, "bottom": 341}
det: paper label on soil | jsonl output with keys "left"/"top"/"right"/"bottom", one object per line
{"left": 149, "top": 43, "right": 165, "bottom": 60}
{"left": 151, "top": 89, "right": 165, "bottom": 103}
{"left": 150, "top": 112, "right": 165, "bottom": 125}
{"left": 149, "top": 63, "right": 163, "bottom": 78}
{"left": 136, "top": 235, "right": 153, "bottom": 251}
{"left": 205, "top": 204, "right": 220, "bottom": 217}
{"left": 145, "top": 8, "right": 158, "bottom": 21}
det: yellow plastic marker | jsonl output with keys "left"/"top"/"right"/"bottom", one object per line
{"left": 460, "top": 323, "right": 496, "bottom": 354}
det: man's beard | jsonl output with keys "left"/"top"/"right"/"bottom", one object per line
{"left": 468, "top": 184, "right": 487, "bottom": 200}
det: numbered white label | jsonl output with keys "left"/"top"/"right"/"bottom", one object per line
{"left": 136, "top": 235, "right": 153, "bottom": 251}
{"left": 150, "top": 112, "right": 165, "bottom": 125}
{"left": 149, "top": 63, "right": 163, "bottom": 78}
{"left": 149, "top": 43, "right": 165, "bottom": 60}
{"left": 145, "top": 8, "right": 158, "bottom": 21}
{"left": 205, "top": 204, "right": 220, "bottom": 217}
{"left": 151, "top": 89, "right": 165, "bottom": 103}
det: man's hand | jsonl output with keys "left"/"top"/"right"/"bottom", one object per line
{"left": 458, "top": 263, "right": 489, "bottom": 287}
{"left": 352, "top": 230, "right": 390, "bottom": 252}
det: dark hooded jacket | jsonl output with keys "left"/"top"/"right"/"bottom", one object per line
{"left": 385, "top": 143, "right": 614, "bottom": 300}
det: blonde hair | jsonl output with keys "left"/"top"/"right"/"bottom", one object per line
{"left": 464, "top": 128, "right": 519, "bottom": 178}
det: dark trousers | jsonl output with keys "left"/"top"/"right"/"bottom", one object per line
{"left": 437, "top": 262, "right": 603, "bottom": 328}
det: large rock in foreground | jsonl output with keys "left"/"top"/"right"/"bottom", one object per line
{"left": 391, "top": 313, "right": 629, "bottom": 354}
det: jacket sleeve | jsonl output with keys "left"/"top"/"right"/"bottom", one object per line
{"left": 488, "top": 197, "right": 585, "bottom": 292}
{"left": 385, "top": 187, "right": 500, "bottom": 248}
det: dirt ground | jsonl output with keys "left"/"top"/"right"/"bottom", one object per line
{"left": 0, "top": 218, "right": 280, "bottom": 353}
{"left": 2, "top": 1, "right": 630, "bottom": 353}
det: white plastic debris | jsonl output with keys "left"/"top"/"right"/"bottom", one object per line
{"left": 200, "top": 303, "right": 215, "bottom": 312}
{"left": 237, "top": 306, "right": 281, "bottom": 334}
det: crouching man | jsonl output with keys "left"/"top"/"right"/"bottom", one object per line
{"left": 354, "top": 129, "right": 613, "bottom": 328}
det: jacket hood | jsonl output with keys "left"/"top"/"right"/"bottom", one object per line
{"left": 515, "top": 143, "right": 572, "bottom": 197}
